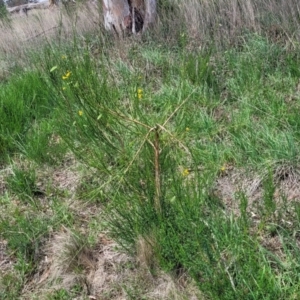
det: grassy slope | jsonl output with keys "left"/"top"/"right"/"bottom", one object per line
{"left": 1, "top": 1, "right": 300, "bottom": 299}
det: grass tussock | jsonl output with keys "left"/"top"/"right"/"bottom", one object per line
{"left": 1, "top": 1, "right": 300, "bottom": 299}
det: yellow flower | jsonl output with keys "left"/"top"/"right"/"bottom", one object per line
{"left": 61, "top": 55, "right": 67, "bottom": 59}
{"left": 62, "top": 87, "right": 66, "bottom": 91}
{"left": 220, "top": 165, "right": 226, "bottom": 172}
{"left": 137, "top": 88, "right": 143, "bottom": 100}
{"left": 62, "top": 70, "right": 71, "bottom": 80}
{"left": 182, "top": 169, "right": 190, "bottom": 176}
{"left": 78, "top": 110, "right": 83, "bottom": 116}
{"left": 186, "top": 127, "right": 190, "bottom": 131}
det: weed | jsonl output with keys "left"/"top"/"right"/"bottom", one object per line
{"left": 1, "top": 2, "right": 300, "bottom": 299}
{"left": 0, "top": 214, "right": 49, "bottom": 263}
{"left": 5, "top": 166, "right": 39, "bottom": 205}
{"left": 46, "top": 289, "right": 72, "bottom": 300}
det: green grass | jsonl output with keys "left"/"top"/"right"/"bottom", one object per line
{"left": 1, "top": 10, "right": 300, "bottom": 299}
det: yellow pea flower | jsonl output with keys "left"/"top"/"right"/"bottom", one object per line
{"left": 220, "top": 165, "right": 226, "bottom": 172}
{"left": 62, "top": 70, "right": 71, "bottom": 80}
{"left": 137, "top": 88, "right": 143, "bottom": 100}
{"left": 78, "top": 110, "right": 83, "bottom": 116}
{"left": 182, "top": 169, "right": 190, "bottom": 176}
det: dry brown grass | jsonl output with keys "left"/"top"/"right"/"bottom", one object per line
{"left": 136, "top": 233, "right": 156, "bottom": 270}
{"left": 156, "top": 0, "right": 300, "bottom": 48}
{"left": 0, "top": 2, "right": 102, "bottom": 71}
{"left": 213, "top": 164, "right": 300, "bottom": 223}
{"left": 0, "top": 154, "right": 202, "bottom": 299}
{"left": 1, "top": 0, "right": 298, "bottom": 69}
{"left": 23, "top": 229, "right": 203, "bottom": 300}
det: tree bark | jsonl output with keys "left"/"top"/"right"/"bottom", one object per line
{"left": 102, "top": 0, "right": 156, "bottom": 35}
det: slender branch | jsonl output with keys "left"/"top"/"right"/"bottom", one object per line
{"left": 123, "top": 127, "right": 155, "bottom": 175}
{"left": 24, "top": 26, "right": 59, "bottom": 42}
{"left": 157, "top": 123, "right": 191, "bottom": 155}
{"left": 106, "top": 107, "right": 152, "bottom": 129}
{"left": 154, "top": 125, "right": 161, "bottom": 213}
{"left": 162, "top": 88, "right": 197, "bottom": 127}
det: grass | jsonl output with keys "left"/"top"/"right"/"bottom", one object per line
{"left": 1, "top": 1, "right": 300, "bottom": 299}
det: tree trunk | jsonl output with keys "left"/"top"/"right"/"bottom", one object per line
{"left": 102, "top": 0, "right": 156, "bottom": 36}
